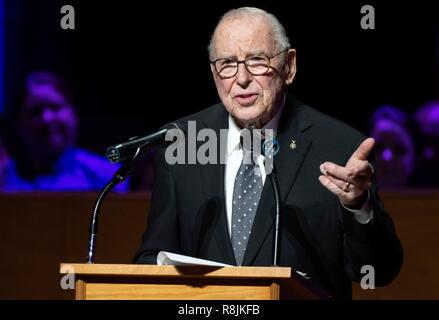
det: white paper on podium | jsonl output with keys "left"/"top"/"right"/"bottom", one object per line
{"left": 157, "top": 251, "right": 232, "bottom": 267}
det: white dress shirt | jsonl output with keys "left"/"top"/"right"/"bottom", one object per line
{"left": 224, "top": 101, "right": 373, "bottom": 237}
{"left": 225, "top": 105, "right": 284, "bottom": 237}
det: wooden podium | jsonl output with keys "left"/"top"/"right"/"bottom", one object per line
{"left": 60, "top": 263, "right": 327, "bottom": 300}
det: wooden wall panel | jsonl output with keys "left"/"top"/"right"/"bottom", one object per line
{"left": 0, "top": 192, "right": 150, "bottom": 299}
{"left": 0, "top": 190, "right": 438, "bottom": 299}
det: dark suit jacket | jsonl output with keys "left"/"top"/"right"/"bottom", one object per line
{"left": 133, "top": 96, "right": 403, "bottom": 299}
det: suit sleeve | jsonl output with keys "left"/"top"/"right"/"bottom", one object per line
{"left": 133, "top": 145, "right": 180, "bottom": 264}
{"left": 341, "top": 138, "right": 403, "bottom": 286}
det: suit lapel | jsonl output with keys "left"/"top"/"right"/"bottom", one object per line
{"left": 243, "top": 96, "right": 313, "bottom": 265}
{"left": 198, "top": 106, "right": 237, "bottom": 265}
{"left": 274, "top": 97, "right": 313, "bottom": 204}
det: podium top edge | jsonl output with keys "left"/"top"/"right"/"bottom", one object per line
{"left": 60, "top": 263, "right": 292, "bottom": 279}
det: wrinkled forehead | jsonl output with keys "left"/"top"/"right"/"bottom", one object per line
{"left": 212, "top": 16, "right": 277, "bottom": 58}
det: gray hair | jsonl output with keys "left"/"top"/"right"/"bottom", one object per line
{"left": 208, "top": 7, "right": 291, "bottom": 59}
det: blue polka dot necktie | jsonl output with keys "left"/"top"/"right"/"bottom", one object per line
{"left": 231, "top": 143, "right": 263, "bottom": 266}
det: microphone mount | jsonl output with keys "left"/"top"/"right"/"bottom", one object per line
{"left": 86, "top": 123, "right": 182, "bottom": 263}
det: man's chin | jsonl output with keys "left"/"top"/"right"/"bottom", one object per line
{"left": 234, "top": 105, "right": 259, "bottom": 117}
{"left": 233, "top": 114, "right": 262, "bottom": 128}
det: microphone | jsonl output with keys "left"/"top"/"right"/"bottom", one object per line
{"left": 86, "top": 122, "right": 183, "bottom": 263}
{"left": 106, "top": 122, "right": 182, "bottom": 163}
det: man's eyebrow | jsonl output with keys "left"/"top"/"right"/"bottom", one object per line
{"left": 215, "top": 50, "right": 267, "bottom": 60}
{"left": 219, "top": 54, "right": 236, "bottom": 59}
{"left": 246, "top": 50, "right": 266, "bottom": 56}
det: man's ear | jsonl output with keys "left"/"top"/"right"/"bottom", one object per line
{"left": 285, "top": 49, "right": 297, "bottom": 85}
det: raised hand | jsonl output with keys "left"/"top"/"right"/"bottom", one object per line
{"left": 319, "top": 138, "right": 375, "bottom": 208}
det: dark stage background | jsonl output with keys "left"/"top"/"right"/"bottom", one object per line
{"left": 1, "top": 0, "right": 439, "bottom": 300}
{"left": 3, "top": 0, "right": 438, "bottom": 154}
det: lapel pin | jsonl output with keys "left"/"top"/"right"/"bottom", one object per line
{"left": 289, "top": 139, "right": 297, "bottom": 150}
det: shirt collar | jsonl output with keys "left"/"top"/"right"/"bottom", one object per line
{"left": 227, "top": 95, "right": 285, "bottom": 156}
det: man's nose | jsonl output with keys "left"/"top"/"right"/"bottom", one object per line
{"left": 235, "top": 62, "right": 252, "bottom": 87}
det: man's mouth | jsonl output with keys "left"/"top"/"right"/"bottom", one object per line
{"left": 234, "top": 93, "right": 258, "bottom": 106}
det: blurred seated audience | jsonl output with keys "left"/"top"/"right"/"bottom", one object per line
{"left": 411, "top": 101, "right": 439, "bottom": 188}
{"left": 370, "top": 105, "right": 415, "bottom": 189}
{"left": 0, "top": 71, "right": 127, "bottom": 192}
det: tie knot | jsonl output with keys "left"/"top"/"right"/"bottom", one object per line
{"left": 239, "top": 128, "right": 262, "bottom": 165}
{"left": 240, "top": 137, "right": 256, "bottom": 165}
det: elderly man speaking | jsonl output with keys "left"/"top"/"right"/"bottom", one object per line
{"left": 134, "top": 7, "right": 403, "bottom": 299}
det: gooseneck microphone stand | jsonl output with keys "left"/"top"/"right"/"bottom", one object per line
{"left": 86, "top": 156, "right": 137, "bottom": 263}
{"left": 86, "top": 123, "right": 183, "bottom": 263}
{"left": 268, "top": 168, "right": 281, "bottom": 266}
{"left": 262, "top": 134, "right": 281, "bottom": 267}
{"left": 246, "top": 125, "right": 281, "bottom": 266}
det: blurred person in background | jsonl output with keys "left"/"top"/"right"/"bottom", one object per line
{"left": 370, "top": 105, "right": 415, "bottom": 189}
{"left": 411, "top": 101, "right": 439, "bottom": 188}
{"left": 0, "top": 71, "right": 127, "bottom": 191}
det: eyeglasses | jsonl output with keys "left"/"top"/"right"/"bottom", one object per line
{"left": 211, "top": 49, "right": 289, "bottom": 79}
